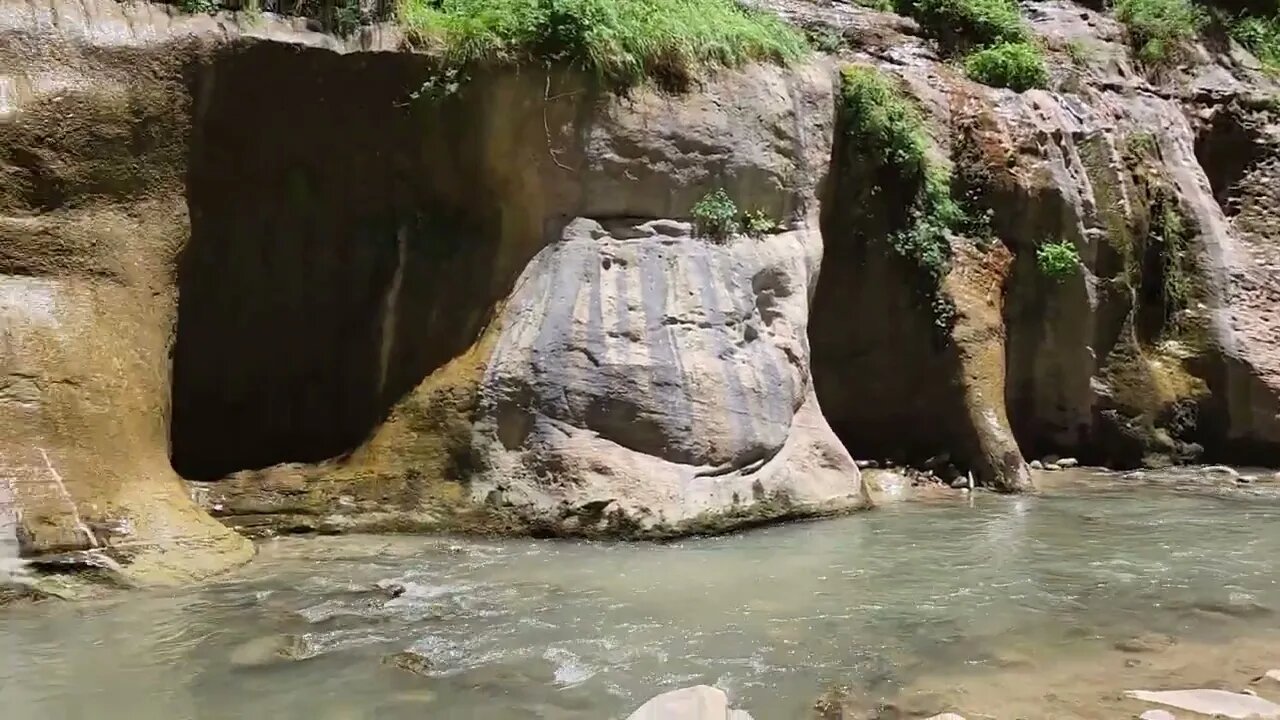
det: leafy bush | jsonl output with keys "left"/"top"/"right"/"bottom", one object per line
{"left": 744, "top": 209, "right": 777, "bottom": 238}
{"left": 395, "top": 0, "right": 808, "bottom": 88}
{"left": 964, "top": 41, "right": 1049, "bottom": 90}
{"left": 1113, "top": 0, "right": 1206, "bottom": 64}
{"left": 180, "top": 0, "right": 220, "bottom": 12}
{"left": 1231, "top": 13, "right": 1280, "bottom": 73}
{"left": 897, "top": 0, "right": 1028, "bottom": 50}
{"left": 692, "top": 189, "right": 741, "bottom": 240}
{"left": 1036, "top": 240, "right": 1081, "bottom": 279}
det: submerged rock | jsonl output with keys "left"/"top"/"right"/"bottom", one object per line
{"left": 382, "top": 651, "right": 433, "bottom": 677}
{"left": 1139, "top": 710, "right": 1176, "bottom": 720}
{"left": 625, "top": 686, "right": 753, "bottom": 720}
{"left": 1204, "top": 465, "right": 1242, "bottom": 479}
{"left": 1126, "top": 689, "right": 1280, "bottom": 719}
{"left": 1115, "top": 632, "right": 1177, "bottom": 653}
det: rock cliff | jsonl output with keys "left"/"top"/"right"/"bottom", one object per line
{"left": 0, "top": 0, "right": 1276, "bottom": 584}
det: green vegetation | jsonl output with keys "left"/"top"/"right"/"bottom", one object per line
{"left": 692, "top": 189, "right": 741, "bottom": 240}
{"left": 1151, "top": 196, "right": 1195, "bottom": 330}
{"left": 1231, "top": 13, "right": 1280, "bottom": 73}
{"left": 896, "top": 0, "right": 1027, "bottom": 49}
{"left": 1113, "top": 0, "right": 1206, "bottom": 64}
{"left": 855, "top": 0, "right": 896, "bottom": 11}
{"left": 744, "top": 209, "right": 778, "bottom": 238}
{"left": 180, "top": 0, "right": 219, "bottom": 12}
{"left": 1036, "top": 240, "right": 1081, "bottom": 280}
{"left": 964, "top": 41, "right": 1049, "bottom": 90}
{"left": 690, "top": 191, "right": 781, "bottom": 240}
{"left": 840, "top": 66, "right": 975, "bottom": 328}
{"left": 891, "top": 0, "right": 1046, "bottom": 92}
{"left": 395, "top": 0, "right": 808, "bottom": 88}
{"left": 1064, "top": 38, "right": 1094, "bottom": 67}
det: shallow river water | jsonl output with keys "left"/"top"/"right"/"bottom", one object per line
{"left": 4, "top": 470, "right": 1280, "bottom": 719}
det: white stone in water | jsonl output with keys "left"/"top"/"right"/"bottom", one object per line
{"left": 1203, "top": 465, "right": 1241, "bottom": 478}
{"left": 1265, "top": 669, "right": 1280, "bottom": 683}
{"left": 1058, "top": 457, "right": 1079, "bottom": 468}
{"left": 924, "top": 714, "right": 967, "bottom": 720}
{"left": 1045, "top": 463, "right": 1062, "bottom": 471}
{"left": 1139, "top": 710, "right": 1176, "bottom": 720}
{"left": 1030, "top": 460, "right": 1044, "bottom": 470}
{"left": 1126, "top": 689, "right": 1280, "bottom": 719}
{"left": 626, "top": 686, "right": 752, "bottom": 720}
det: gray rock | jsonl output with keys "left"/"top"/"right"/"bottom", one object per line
{"left": 383, "top": 650, "right": 433, "bottom": 676}
{"left": 1030, "top": 460, "right": 1044, "bottom": 470}
{"left": 625, "top": 686, "right": 750, "bottom": 720}
{"left": 949, "top": 476, "right": 971, "bottom": 489}
{"left": 1044, "top": 462, "right": 1062, "bottom": 471}
{"left": 1058, "top": 457, "right": 1079, "bottom": 468}
{"left": 469, "top": 217, "right": 869, "bottom": 536}
{"left": 1126, "top": 689, "right": 1280, "bottom": 719}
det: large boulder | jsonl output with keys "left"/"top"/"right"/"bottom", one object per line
{"left": 470, "top": 216, "right": 866, "bottom": 536}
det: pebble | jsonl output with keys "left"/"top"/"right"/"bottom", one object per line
{"left": 1140, "top": 711, "right": 1176, "bottom": 720}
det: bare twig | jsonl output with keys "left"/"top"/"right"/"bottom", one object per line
{"left": 544, "top": 73, "right": 574, "bottom": 172}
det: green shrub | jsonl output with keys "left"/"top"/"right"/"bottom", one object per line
{"left": 1036, "top": 240, "right": 1081, "bottom": 279}
{"left": 1113, "top": 0, "right": 1206, "bottom": 64}
{"left": 897, "top": 0, "right": 1027, "bottom": 50}
{"left": 856, "top": 0, "right": 896, "bottom": 11}
{"left": 395, "top": 0, "right": 808, "bottom": 88}
{"left": 964, "top": 41, "right": 1049, "bottom": 90}
{"left": 1232, "top": 13, "right": 1280, "bottom": 73}
{"left": 692, "top": 189, "right": 741, "bottom": 240}
{"left": 744, "top": 209, "right": 777, "bottom": 238}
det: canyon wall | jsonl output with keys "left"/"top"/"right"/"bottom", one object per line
{"left": 0, "top": 0, "right": 1277, "bottom": 584}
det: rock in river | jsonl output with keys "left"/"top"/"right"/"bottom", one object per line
{"left": 626, "top": 686, "right": 754, "bottom": 720}
{"left": 1127, "top": 689, "right": 1280, "bottom": 719}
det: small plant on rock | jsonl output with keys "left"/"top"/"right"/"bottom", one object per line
{"left": 963, "top": 41, "right": 1049, "bottom": 91}
{"left": 1036, "top": 240, "right": 1081, "bottom": 280}
{"left": 744, "top": 209, "right": 778, "bottom": 238}
{"left": 692, "top": 189, "right": 741, "bottom": 240}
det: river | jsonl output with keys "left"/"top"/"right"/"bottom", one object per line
{"left": 3, "top": 469, "right": 1280, "bottom": 719}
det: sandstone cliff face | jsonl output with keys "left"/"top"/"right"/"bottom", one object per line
{"left": 1, "top": 0, "right": 1278, "bottom": 583}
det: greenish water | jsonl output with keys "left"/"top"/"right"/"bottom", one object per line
{"left": 3, "top": 470, "right": 1280, "bottom": 719}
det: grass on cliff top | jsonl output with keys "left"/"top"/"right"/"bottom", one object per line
{"left": 395, "top": 0, "right": 808, "bottom": 87}
{"left": 1231, "top": 12, "right": 1280, "bottom": 73}
{"left": 1114, "top": 0, "right": 1207, "bottom": 64}
{"left": 895, "top": 0, "right": 1028, "bottom": 50}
